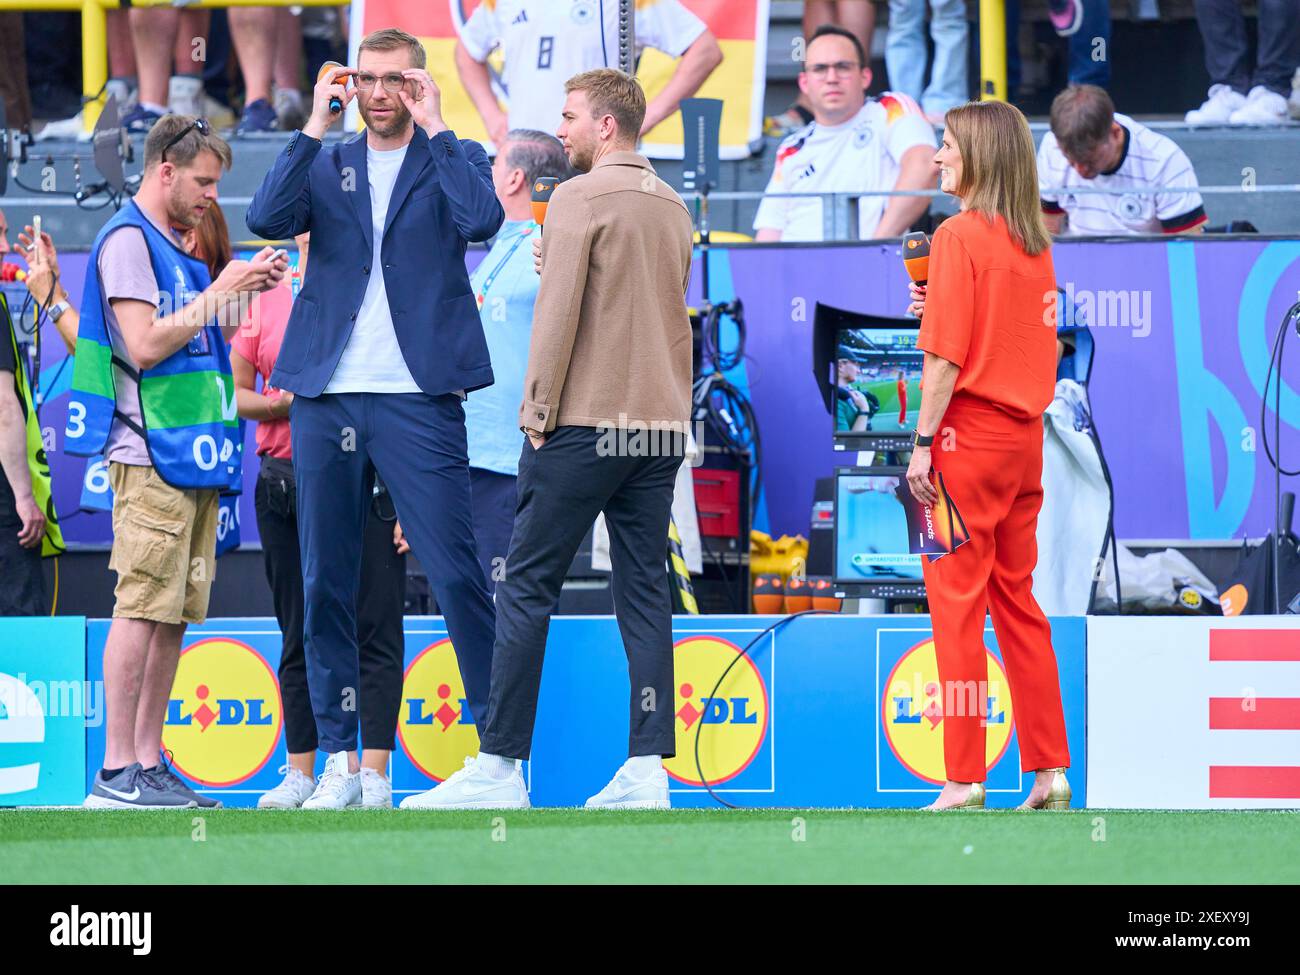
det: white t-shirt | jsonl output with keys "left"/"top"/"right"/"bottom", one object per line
{"left": 458, "top": 0, "right": 706, "bottom": 135}
{"left": 325, "top": 144, "right": 422, "bottom": 394}
{"left": 1037, "top": 113, "right": 1207, "bottom": 236}
{"left": 753, "top": 94, "right": 937, "bottom": 242}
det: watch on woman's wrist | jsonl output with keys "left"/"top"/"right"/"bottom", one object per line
{"left": 913, "top": 432, "right": 935, "bottom": 448}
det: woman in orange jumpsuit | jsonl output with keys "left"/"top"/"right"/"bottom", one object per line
{"left": 905, "top": 101, "right": 1071, "bottom": 811}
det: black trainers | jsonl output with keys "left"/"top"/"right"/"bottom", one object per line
{"left": 84, "top": 763, "right": 197, "bottom": 809}
{"left": 150, "top": 751, "right": 223, "bottom": 809}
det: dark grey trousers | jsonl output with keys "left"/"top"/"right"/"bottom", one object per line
{"left": 479, "top": 425, "right": 685, "bottom": 761}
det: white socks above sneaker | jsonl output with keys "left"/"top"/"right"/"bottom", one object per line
{"left": 623, "top": 755, "right": 663, "bottom": 779}
{"left": 477, "top": 751, "right": 517, "bottom": 780}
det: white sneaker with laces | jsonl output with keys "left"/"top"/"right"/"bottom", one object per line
{"left": 301, "top": 752, "right": 361, "bottom": 809}
{"left": 1185, "top": 84, "right": 1246, "bottom": 124}
{"left": 257, "top": 765, "right": 317, "bottom": 809}
{"left": 585, "top": 762, "right": 671, "bottom": 810}
{"left": 399, "top": 757, "right": 530, "bottom": 810}
{"left": 1229, "top": 85, "right": 1289, "bottom": 125}
{"left": 360, "top": 768, "right": 393, "bottom": 809}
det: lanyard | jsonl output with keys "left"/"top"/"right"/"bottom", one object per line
{"left": 476, "top": 223, "right": 535, "bottom": 310}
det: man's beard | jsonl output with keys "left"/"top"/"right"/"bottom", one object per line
{"left": 567, "top": 140, "right": 594, "bottom": 173}
{"left": 361, "top": 97, "right": 412, "bottom": 138}
{"left": 167, "top": 186, "right": 205, "bottom": 230}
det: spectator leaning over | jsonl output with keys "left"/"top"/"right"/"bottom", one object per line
{"left": 229, "top": 7, "right": 307, "bottom": 134}
{"left": 1185, "top": 0, "right": 1300, "bottom": 125}
{"left": 68, "top": 116, "right": 287, "bottom": 808}
{"left": 886, "top": 0, "right": 968, "bottom": 122}
{"left": 755, "top": 25, "right": 937, "bottom": 242}
{"left": 455, "top": 0, "right": 722, "bottom": 145}
{"left": 232, "top": 232, "right": 410, "bottom": 811}
{"left": 465, "top": 130, "right": 574, "bottom": 593}
{"left": 121, "top": 6, "right": 211, "bottom": 132}
{"left": 1039, "top": 85, "right": 1206, "bottom": 236}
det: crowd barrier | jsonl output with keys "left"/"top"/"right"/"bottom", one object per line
{"left": 2, "top": 612, "right": 1297, "bottom": 810}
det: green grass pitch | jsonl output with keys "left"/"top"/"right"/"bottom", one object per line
{"left": 3, "top": 809, "right": 1297, "bottom": 884}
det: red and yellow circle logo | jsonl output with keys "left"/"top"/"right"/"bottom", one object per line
{"left": 162, "top": 637, "right": 282, "bottom": 787}
{"left": 881, "top": 638, "right": 1014, "bottom": 785}
{"left": 666, "top": 636, "right": 769, "bottom": 786}
{"left": 397, "top": 639, "right": 479, "bottom": 782}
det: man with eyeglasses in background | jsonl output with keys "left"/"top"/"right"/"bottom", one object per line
{"left": 754, "top": 25, "right": 938, "bottom": 243}
{"left": 69, "top": 114, "right": 288, "bottom": 808}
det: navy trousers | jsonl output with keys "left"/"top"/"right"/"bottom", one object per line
{"left": 290, "top": 391, "right": 495, "bottom": 753}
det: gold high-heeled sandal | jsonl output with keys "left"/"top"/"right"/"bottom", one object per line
{"left": 928, "top": 781, "right": 985, "bottom": 811}
{"left": 1019, "top": 768, "right": 1070, "bottom": 810}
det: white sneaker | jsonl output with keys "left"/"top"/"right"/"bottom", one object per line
{"left": 360, "top": 768, "right": 392, "bottom": 809}
{"left": 257, "top": 765, "right": 317, "bottom": 809}
{"left": 585, "top": 761, "right": 670, "bottom": 810}
{"left": 399, "top": 757, "right": 530, "bottom": 810}
{"left": 1185, "top": 84, "right": 1246, "bottom": 124}
{"left": 1229, "top": 85, "right": 1289, "bottom": 125}
{"left": 168, "top": 74, "right": 205, "bottom": 117}
{"left": 301, "top": 752, "right": 361, "bottom": 809}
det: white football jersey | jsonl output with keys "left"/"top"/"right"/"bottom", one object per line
{"left": 753, "top": 93, "right": 936, "bottom": 242}
{"left": 1038, "top": 113, "right": 1206, "bottom": 235}
{"left": 458, "top": 0, "right": 706, "bottom": 136}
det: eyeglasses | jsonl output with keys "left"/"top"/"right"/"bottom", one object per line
{"left": 161, "top": 117, "right": 211, "bottom": 163}
{"left": 354, "top": 72, "right": 408, "bottom": 93}
{"left": 805, "top": 60, "right": 861, "bottom": 78}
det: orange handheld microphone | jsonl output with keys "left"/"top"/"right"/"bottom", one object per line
{"left": 902, "top": 231, "right": 931, "bottom": 287}
{"left": 531, "top": 176, "right": 559, "bottom": 230}
{"left": 317, "top": 60, "right": 348, "bottom": 115}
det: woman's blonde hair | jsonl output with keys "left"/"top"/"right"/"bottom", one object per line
{"left": 944, "top": 101, "right": 1051, "bottom": 256}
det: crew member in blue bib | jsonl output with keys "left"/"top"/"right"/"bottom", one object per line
{"left": 70, "top": 115, "right": 288, "bottom": 809}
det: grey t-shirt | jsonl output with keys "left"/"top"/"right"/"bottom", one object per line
{"left": 97, "top": 213, "right": 180, "bottom": 466}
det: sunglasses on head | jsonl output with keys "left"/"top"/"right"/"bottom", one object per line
{"left": 161, "top": 117, "right": 212, "bottom": 163}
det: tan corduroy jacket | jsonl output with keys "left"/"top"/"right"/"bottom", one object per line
{"left": 520, "top": 150, "right": 694, "bottom": 434}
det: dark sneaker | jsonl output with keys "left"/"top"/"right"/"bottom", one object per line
{"left": 151, "top": 751, "right": 222, "bottom": 809}
{"left": 84, "top": 763, "right": 197, "bottom": 809}
{"left": 236, "top": 98, "right": 279, "bottom": 136}
{"left": 1047, "top": 0, "right": 1084, "bottom": 36}
{"left": 120, "top": 105, "right": 164, "bottom": 134}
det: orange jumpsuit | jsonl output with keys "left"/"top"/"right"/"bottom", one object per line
{"left": 916, "top": 211, "right": 1071, "bottom": 783}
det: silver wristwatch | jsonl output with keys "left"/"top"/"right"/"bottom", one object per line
{"left": 49, "top": 299, "right": 71, "bottom": 323}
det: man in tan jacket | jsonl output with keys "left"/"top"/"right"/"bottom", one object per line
{"left": 404, "top": 68, "right": 693, "bottom": 811}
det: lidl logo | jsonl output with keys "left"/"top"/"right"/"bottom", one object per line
{"left": 163, "top": 638, "right": 282, "bottom": 787}
{"left": 881, "top": 638, "right": 1013, "bottom": 785}
{"left": 397, "top": 639, "right": 478, "bottom": 782}
{"left": 666, "top": 636, "right": 769, "bottom": 787}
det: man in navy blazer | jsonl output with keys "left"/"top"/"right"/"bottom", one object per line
{"left": 246, "top": 27, "right": 503, "bottom": 808}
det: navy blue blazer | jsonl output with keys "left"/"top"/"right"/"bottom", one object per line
{"left": 246, "top": 127, "right": 504, "bottom": 397}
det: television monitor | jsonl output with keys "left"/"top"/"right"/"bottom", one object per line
{"left": 832, "top": 467, "right": 926, "bottom": 600}
{"left": 832, "top": 323, "right": 922, "bottom": 452}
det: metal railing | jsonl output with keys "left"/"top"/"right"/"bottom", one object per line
{"left": 3, "top": 185, "right": 1297, "bottom": 242}
{"left": 0, "top": 0, "right": 347, "bottom": 132}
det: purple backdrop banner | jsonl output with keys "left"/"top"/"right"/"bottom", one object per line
{"left": 18, "top": 239, "right": 1300, "bottom": 546}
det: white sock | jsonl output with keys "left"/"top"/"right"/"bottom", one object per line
{"left": 477, "top": 751, "right": 516, "bottom": 780}
{"left": 624, "top": 755, "right": 662, "bottom": 779}
{"left": 140, "top": 101, "right": 169, "bottom": 116}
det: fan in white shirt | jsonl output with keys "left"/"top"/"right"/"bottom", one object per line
{"left": 753, "top": 26, "right": 937, "bottom": 243}
{"left": 1039, "top": 85, "right": 1207, "bottom": 237}
{"left": 454, "top": 0, "right": 722, "bottom": 145}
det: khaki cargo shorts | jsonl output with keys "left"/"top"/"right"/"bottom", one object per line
{"left": 108, "top": 462, "right": 219, "bottom": 625}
